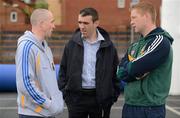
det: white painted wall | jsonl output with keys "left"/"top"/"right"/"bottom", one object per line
{"left": 161, "top": 0, "right": 180, "bottom": 95}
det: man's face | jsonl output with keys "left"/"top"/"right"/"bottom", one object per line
{"left": 42, "top": 12, "right": 55, "bottom": 37}
{"left": 130, "top": 9, "right": 146, "bottom": 34}
{"left": 78, "top": 15, "right": 98, "bottom": 39}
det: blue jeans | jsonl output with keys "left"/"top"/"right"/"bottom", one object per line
{"left": 19, "top": 114, "right": 55, "bottom": 118}
{"left": 122, "top": 104, "right": 165, "bottom": 118}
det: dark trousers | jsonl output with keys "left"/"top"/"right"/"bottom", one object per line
{"left": 66, "top": 89, "right": 112, "bottom": 118}
{"left": 122, "top": 104, "right": 166, "bottom": 118}
{"left": 102, "top": 104, "right": 112, "bottom": 118}
{"left": 19, "top": 114, "right": 55, "bottom": 118}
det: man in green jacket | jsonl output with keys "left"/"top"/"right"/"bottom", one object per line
{"left": 117, "top": 2, "right": 174, "bottom": 118}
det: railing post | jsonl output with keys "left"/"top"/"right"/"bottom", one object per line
{"left": 130, "top": 26, "right": 134, "bottom": 44}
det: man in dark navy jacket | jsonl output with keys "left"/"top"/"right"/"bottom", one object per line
{"left": 58, "top": 7, "right": 120, "bottom": 118}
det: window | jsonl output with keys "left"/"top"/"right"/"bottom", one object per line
{"left": 131, "top": 0, "right": 139, "bottom": 6}
{"left": 117, "top": 0, "right": 125, "bottom": 8}
{"left": 10, "top": 11, "right": 17, "bottom": 22}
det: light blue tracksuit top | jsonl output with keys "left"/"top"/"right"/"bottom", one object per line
{"left": 15, "top": 31, "right": 64, "bottom": 117}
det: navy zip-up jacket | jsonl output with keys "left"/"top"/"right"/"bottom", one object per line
{"left": 58, "top": 27, "right": 120, "bottom": 106}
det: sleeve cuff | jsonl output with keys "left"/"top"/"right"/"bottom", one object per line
{"left": 42, "top": 99, "right": 51, "bottom": 109}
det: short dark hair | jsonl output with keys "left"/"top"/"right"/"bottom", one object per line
{"left": 79, "top": 7, "right": 99, "bottom": 22}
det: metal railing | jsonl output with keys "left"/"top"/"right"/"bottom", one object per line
{"left": 0, "top": 30, "right": 139, "bottom": 64}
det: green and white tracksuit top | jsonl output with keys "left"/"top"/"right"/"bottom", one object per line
{"left": 15, "top": 31, "right": 64, "bottom": 117}
{"left": 117, "top": 27, "right": 174, "bottom": 106}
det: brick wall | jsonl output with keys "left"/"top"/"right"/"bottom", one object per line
{"left": 0, "top": 0, "right": 161, "bottom": 32}
{"left": 61, "top": 0, "right": 161, "bottom": 32}
{"left": 0, "top": 0, "right": 27, "bottom": 26}
{"left": 0, "top": 0, "right": 161, "bottom": 64}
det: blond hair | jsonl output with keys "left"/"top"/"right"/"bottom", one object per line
{"left": 131, "top": 2, "right": 157, "bottom": 23}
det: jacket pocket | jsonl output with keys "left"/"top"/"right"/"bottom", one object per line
{"left": 47, "top": 91, "right": 64, "bottom": 115}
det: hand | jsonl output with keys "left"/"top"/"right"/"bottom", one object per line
{"left": 117, "top": 66, "right": 128, "bottom": 79}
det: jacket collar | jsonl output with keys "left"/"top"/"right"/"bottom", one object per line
{"left": 142, "top": 27, "right": 174, "bottom": 44}
{"left": 72, "top": 27, "right": 112, "bottom": 48}
{"left": 18, "top": 31, "right": 47, "bottom": 52}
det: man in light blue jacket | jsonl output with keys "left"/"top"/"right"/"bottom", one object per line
{"left": 15, "top": 9, "right": 64, "bottom": 118}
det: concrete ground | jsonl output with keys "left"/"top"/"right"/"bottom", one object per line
{"left": 0, "top": 92, "right": 180, "bottom": 118}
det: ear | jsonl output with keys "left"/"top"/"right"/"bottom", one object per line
{"left": 144, "top": 12, "right": 152, "bottom": 23}
{"left": 94, "top": 20, "right": 99, "bottom": 27}
{"left": 144, "top": 12, "right": 150, "bottom": 19}
{"left": 39, "top": 20, "right": 45, "bottom": 28}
